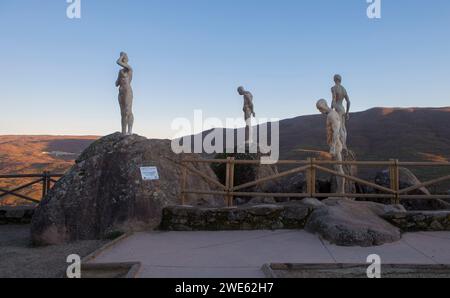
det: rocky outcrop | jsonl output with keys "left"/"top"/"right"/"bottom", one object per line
{"left": 272, "top": 172, "right": 306, "bottom": 195}
{"left": 374, "top": 167, "right": 450, "bottom": 210}
{"left": 254, "top": 164, "right": 282, "bottom": 193}
{"left": 211, "top": 152, "right": 282, "bottom": 204}
{"left": 31, "top": 133, "right": 223, "bottom": 246}
{"left": 375, "top": 167, "right": 430, "bottom": 195}
{"left": 384, "top": 211, "right": 450, "bottom": 232}
{"left": 160, "top": 201, "right": 316, "bottom": 231}
{"left": 305, "top": 198, "right": 403, "bottom": 247}
{"left": 266, "top": 172, "right": 332, "bottom": 202}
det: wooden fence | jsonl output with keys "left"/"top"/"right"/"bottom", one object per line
{"left": 0, "top": 172, "right": 63, "bottom": 204}
{"left": 2, "top": 159, "right": 449, "bottom": 207}
{"left": 179, "top": 158, "right": 450, "bottom": 207}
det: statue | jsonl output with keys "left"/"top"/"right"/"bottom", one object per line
{"left": 238, "top": 86, "right": 256, "bottom": 143}
{"left": 238, "top": 86, "right": 256, "bottom": 121}
{"left": 317, "top": 99, "right": 345, "bottom": 194}
{"left": 331, "top": 75, "right": 351, "bottom": 150}
{"left": 116, "top": 52, "right": 134, "bottom": 135}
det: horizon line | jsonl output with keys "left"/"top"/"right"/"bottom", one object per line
{"left": 1, "top": 106, "right": 449, "bottom": 138}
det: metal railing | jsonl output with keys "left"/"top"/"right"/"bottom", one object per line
{"left": 0, "top": 172, "right": 64, "bottom": 204}
{"left": 179, "top": 158, "right": 450, "bottom": 207}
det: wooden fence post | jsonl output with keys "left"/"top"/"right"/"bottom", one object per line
{"left": 181, "top": 160, "right": 188, "bottom": 205}
{"left": 306, "top": 158, "right": 312, "bottom": 197}
{"left": 229, "top": 157, "right": 235, "bottom": 207}
{"left": 46, "top": 172, "right": 51, "bottom": 193}
{"left": 41, "top": 171, "right": 48, "bottom": 199}
{"left": 389, "top": 160, "right": 395, "bottom": 204}
{"left": 389, "top": 159, "right": 401, "bottom": 204}
{"left": 225, "top": 157, "right": 231, "bottom": 206}
{"left": 311, "top": 158, "right": 316, "bottom": 197}
{"left": 394, "top": 159, "right": 400, "bottom": 204}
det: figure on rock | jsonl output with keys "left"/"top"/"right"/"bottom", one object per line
{"left": 317, "top": 99, "right": 345, "bottom": 194}
{"left": 331, "top": 74, "right": 351, "bottom": 150}
{"left": 237, "top": 86, "right": 256, "bottom": 144}
{"left": 116, "top": 52, "right": 134, "bottom": 135}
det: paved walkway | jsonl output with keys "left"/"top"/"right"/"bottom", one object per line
{"left": 90, "top": 230, "right": 450, "bottom": 278}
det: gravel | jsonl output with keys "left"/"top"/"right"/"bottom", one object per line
{"left": 0, "top": 225, "right": 107, "bottom": 278}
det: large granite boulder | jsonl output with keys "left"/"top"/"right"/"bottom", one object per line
{"left": 265, "top": 172, "right": 331, "bottom": 202}
{"left": 375, "top": 167, "right": 430, "bottom": 195}
{"left": 375, "top": 168, "right": 450, "bottom": 210}
{"left": 305, "top": 198, "right": 403, "bottom": 247}
{"left": 31, "top": 133, "right": 223, "bottom": 246}
{"left": 211, "top": 152, "right": 282, "bottom": 204}
{"left": 273, "top": 172, "right": 306, "bottom": 195}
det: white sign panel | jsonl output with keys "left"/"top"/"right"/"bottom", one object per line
{"left": 140, "top": 167, "right": 160, "bottom": 181}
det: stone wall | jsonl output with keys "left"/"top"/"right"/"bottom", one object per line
{"left": 384, "top": 211, "right": 450, "bottom": 232}
{"left": 0, "top": 206, "right": 35, "bottom": 225}
{"left": 160, "top": 201, "right": 315, "bottom": 231}
{"left": 161, "top": 199, "right": 450, "bottom": 247}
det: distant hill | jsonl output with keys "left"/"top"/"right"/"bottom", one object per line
{"left": 1, "top": 107, "right": 449, "bottom": 205}
{"left": 278, "top": 107, "right": 450, "bottom": 192}
{"left": 0, "top": 136, "right": 99, "bottom": 206}
{"left": 186, "top": 107, "right": 450, "bottom": 162}
{"left": 188, "top": 107, "right": 450, "bottom": 192}
{"left": 279, "top": 107, "right": 450, "bottom": 162}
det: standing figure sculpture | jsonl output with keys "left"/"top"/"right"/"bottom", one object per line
{"left": 116, "top": 52, "right": 134, "bottom": 135}
{"left": 331, "top": 75, "right": 351, "bottom": 150}
{"left": 316, "top": 99, "right": 345, "bottom": 194}
{"left": 237, "top": 86, "right": 256, "bottom": 143}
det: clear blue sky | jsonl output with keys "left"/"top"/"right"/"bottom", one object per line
{"left": 1, "top": 0, "right": 449, "bottom": 138}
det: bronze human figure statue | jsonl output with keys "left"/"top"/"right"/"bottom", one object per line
{"left": 238, "top": 86, "right": 256, "bottom": 143}
{"left": 331, "top": 74, "right": 351, "bottom": 149}
{"left": 317, "top": 99, "right": 345, "bottom": 194}
{"left": 238, "top": 86, "right": 256, "bottom": 121}
{"left": 116, "top": 52, "right": 134, "bottom": 135}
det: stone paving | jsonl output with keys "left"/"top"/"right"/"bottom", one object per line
{"left": 90, "top": 230, "right": 450, "bottom": 278}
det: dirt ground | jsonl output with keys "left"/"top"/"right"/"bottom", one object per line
{"left": 0, "top": 225, "right": 107, "bottom": 278}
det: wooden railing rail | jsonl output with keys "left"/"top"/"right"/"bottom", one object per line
{"left": 180, "top": 158, "right": 450, "bottom": 207}
{"left": 0, "top": 172, "right": 64, "bottom": 204}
